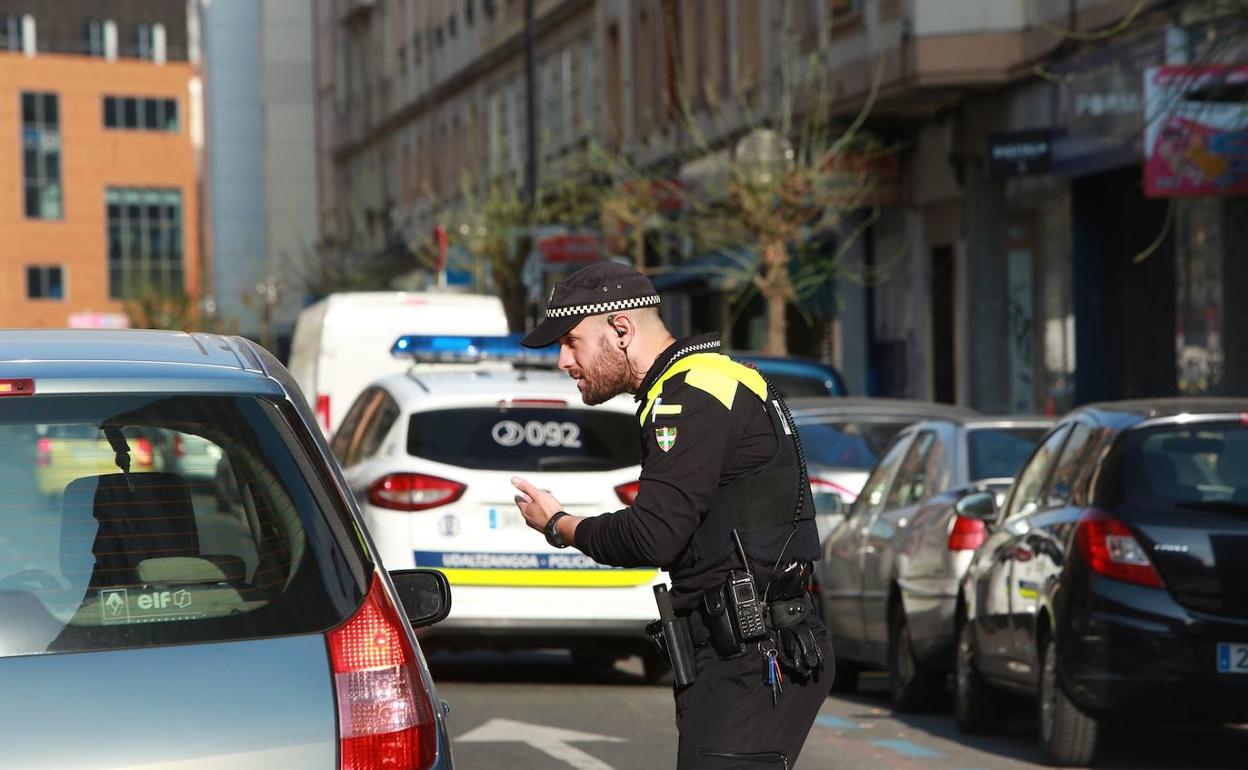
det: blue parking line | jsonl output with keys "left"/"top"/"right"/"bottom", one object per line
{"left": 871, "top": 739, "right": 943, "bottom": 759}
{"left": 815, "top": 715, "right": 862, "bottom": 730}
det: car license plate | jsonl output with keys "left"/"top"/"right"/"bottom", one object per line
{"left": 1216, "top": 643, "right": 1248, "bottom": 674}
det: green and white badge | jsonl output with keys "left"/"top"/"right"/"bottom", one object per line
{"left": 656, "top": 426, "right": 678, "bottom": 452}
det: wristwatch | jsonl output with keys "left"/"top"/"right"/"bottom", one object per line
{"left": 543, "top": 511, "right": 571, "bottom": 549}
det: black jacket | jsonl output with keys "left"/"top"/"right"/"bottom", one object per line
{"left": 574, "top": 335, "right": 803, "bottom": 612}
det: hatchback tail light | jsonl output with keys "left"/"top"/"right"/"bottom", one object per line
{"left": 1076, "top": 508, "right": 1163, "bottom": 588}
{"left": 132, "top": 437, "right": 154, "bottom": 468}
{"left": 328, "top": 573, "right": 437, "bottom": 770}
{"left": 36, "top": 437, "right": 51, "bottom": 467}
{"left": 809, "top": 477, "right": 857, "bottom": 502}
{"left": 368, "top": 473, "right": 466, "bottom": 512}
{"left": 947, "top": 514, "right": 987, "bottom": 551}
{"left": 614, "top": 480, "right": 640, "bottom": 506}
{"left": 316, "top": 394, "right": 332, "bottom": 434}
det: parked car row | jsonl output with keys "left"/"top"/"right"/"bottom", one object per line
{"left": 813, "top": 396, "right": 1248, "bottom": 767}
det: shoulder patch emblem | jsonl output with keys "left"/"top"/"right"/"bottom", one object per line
{"left": 656, "top": 426, "right": 678, "bottom": 452}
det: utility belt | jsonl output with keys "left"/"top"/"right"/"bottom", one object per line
{"left": 646, "top": 564, "right": 824, "bottom": 691}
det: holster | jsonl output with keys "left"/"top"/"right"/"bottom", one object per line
{"left": 649, "top": 585, "right": 698, "bottom": 687}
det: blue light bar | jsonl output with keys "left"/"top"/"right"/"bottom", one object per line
{"left": 391, "top": 333, "right": 559, "bottom": 365}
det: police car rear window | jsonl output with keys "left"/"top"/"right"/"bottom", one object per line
{"left": 0, "top": 394, "right": 366, "bottom": 658}
{"left": 407, "top": 407, "right": 641, "bottom": 471}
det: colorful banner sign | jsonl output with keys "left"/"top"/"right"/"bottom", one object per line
{"left": 1144, "top": 66, "right": 1248, "bottom": 198}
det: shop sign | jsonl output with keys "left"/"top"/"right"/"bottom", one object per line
{"left": 988, "top": 131, "right": 1052, "bottom": 177}
{"left": 68, "top": 312, "right": 129, "bottom": 329}
{"left": 818, "top": 147, "right": 901, "bottom": 207}
{"left": 1144, "top": 65, "right": 1248, "bottom": 198}
{"left": 537, "top": 233, "right": 601, "bottom": 263}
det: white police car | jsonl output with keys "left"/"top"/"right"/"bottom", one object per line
{"left": 333, "top": 335, "right": 663, "bottom": 671}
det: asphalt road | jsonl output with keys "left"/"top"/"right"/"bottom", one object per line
{"left": 430, "top": 651, "right": 1248, "bottom": 770}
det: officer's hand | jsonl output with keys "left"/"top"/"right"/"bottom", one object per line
{"left": 511, "top": 476, "right": 563, "bottom": 534}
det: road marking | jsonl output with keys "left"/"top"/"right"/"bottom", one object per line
{"left": 816, "top": 715, "right": 863, "bottom": 730}
{"left": 871, "top": 739, "right": 943, "bottom": 759}
{"left": 457, "top": 718, "right": 624, "bottom": 770}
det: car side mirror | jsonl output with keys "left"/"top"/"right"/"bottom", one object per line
{"left": 389, "top": 569, "right": 452, "bottom": 628}
{"left": 954, "top": 490, "right": 997, "bottom": 522}
{"left": 813, "top": 490, "right": 845, "bottom": 517}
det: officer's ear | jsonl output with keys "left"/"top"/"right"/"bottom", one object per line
{"left": 606, "top": 314, "right": 632, "bottom": 348}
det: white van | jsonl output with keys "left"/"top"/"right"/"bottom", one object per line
{"left": 288, "top": 291, "right": 510, "bottom": 434}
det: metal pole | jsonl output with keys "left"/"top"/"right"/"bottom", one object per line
{"left": 523, "top": 0, "right": 537, "bottom": 216}
{"left": 522, "top": 0, "right": 538, "bottom": 330}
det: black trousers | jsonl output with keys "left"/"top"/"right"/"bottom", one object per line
{"left": 673, "top": 619, "right": 831, "bottom": 769}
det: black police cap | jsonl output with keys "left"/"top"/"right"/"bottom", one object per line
{"left": 520, "top": 261, "right": 661, "bottom": 348}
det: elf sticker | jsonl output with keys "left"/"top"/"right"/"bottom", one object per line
{"left": 656, "top": 426, "right": 678, "bottom": 452}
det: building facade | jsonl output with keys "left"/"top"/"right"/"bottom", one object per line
{"left": 314, "top": 0, "right": 1247, "bottom": 409}
{"left": 200, "top": 0, "right": 319, "bottom": 354}
{"left": 0, "top": 0, "right": 202, "bottom": 330}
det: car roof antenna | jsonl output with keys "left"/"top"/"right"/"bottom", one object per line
{"left": 102, "top": 426, "right": 136, "bottom": 492}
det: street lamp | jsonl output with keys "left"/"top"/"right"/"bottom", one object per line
{"left": 733, "top": 128, "right": 795, "bottom": 186}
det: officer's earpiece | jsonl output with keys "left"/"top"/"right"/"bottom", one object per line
{"left": 607, "top": 314, "right": 627, "bottom": 343}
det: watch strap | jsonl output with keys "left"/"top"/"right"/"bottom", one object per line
{"left": 544, "top": 511, "right": 570, "bottom": 548}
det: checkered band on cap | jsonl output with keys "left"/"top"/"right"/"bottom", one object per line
{"left": 545, "top": 294, "right": 661, "bottom": 319}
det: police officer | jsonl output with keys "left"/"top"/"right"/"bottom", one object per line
{"left": 512, "top": 262, "right": 831, "bottom": 769}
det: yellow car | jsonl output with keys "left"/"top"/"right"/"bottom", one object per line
{"left": 35, "top": 425, "right": 166, "bottom": 498}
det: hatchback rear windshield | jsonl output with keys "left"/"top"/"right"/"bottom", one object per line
{"left": 795, "top": 419, "right": 914, "bottom": 470}
{"left": 967, "top": 427, "right": 1047, "bottom": 481}
{"left": 1122, "top": 423, "right": 1248, "bottom": 509}
{"left": 0, "top": 394, "right": 366, "bottom": 658}
{"left": 407, "top": 407, "right": 640, "bottom": 471}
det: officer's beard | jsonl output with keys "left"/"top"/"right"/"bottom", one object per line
{"left": 577, "top": 338, "right": 632, "bottom": 405}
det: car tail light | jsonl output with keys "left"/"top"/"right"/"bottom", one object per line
{"left": 36, "top": 437, "right": 51, "bottom": 467}
{"left": 172, "top": 435, "right": 185, "bottom": 458}
{"left": 1076, "top": 508, "right": 1163, "bottom": 588}
{"left": 367, "top": 473, "right": 466, "bottom": 512}
{"left": 809, "top": 477, "right": 858, "bottom": 502}
{"left": 328, "top": 573, "right": 437, "bottom": 770}
{"left": 614, "top": 480, "right": 640, "bottom": 505}
{"left": 316, "top": 394, "right": 332, "bottom": 434}
{"left": 947, "top": 515, "right": 987, "bottom": 551}
{"left": 133, "top": 437, "right": 154, "bottom": 468}
{"left": 0, "top": 378, "right": 34, "bottom": 397}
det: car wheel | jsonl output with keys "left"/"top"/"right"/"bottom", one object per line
{"left": 1038, "top": 637, "right": 1098, "bottom": 766}
{"left": 888, "top": 606, "right": 942, "bottom": 712}
{"left": 954, "top": 616, "right": 1010, "bottom": 734}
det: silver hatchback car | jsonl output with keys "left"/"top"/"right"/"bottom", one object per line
{"left": 0, "top": 330, "right": 455, "bottom": 770}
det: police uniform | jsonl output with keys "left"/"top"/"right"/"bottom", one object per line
{"left": 523, "top": 263, "right": 832, "bottom": 770}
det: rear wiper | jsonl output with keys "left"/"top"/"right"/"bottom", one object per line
{"left": 536, "top": 456, "right": 616, "bottom": 471}
{"left": 1172, "top": 500, "right": 1248, "bottom": 513}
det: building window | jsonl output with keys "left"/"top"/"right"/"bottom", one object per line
{"left": 26, "top": 265, "right": 64, "bottom": 300}
{"left": 103, "top": 96, "right": 178, "bottom": 131}
{"left": 106, "top": 188, "right": 183, "bottom": 299}
{"left": 0, "top": 15, "right": 22, "bottom": 51}
{"left": 134, "top": 22, "right": 153, "bottom": 59}
{"left": 21, "top": 92, "right": 62, "bottom": 220}
{"left": 84, "top": 18, "right": 106, "bottom": 56}
{"left": 465, "top": 0, "right": 475, "bottom": 25}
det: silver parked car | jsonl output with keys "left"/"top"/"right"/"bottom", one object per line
{"left": 0, "top": 329, "right": 455, "bottom": 770}
{"left": 820, "top": 415, "right": 1052, "bottom": 710}
{"left": 789, "top": 398, "right": 981, "bottom": 542}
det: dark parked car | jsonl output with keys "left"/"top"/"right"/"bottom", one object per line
{"left": 734, "top": 354, "right": 847, "bottom": 397}
{"left": 819, "top": 415, "right": 1050, "bottom": 709}
{"left": 955, "top": 399, "right": 1248, "bottom": 766}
